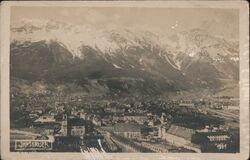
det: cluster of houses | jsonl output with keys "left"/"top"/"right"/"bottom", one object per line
{"left": 29, "top": 106, "right": 234, "bottom": 153}
{"left": 22, "top": 95, "right": 238, "bottom": 153}
{"left": 30, "top": 108, "right": 90, "bottom": 152}
{"left": 209, "top": 97, "right": 239, "bottom": 110}
{"left": 157, "top": 117, "right": 232, "bottom": 152}
{"left": 99, "top": 111, "right": 233, "bottom": 153}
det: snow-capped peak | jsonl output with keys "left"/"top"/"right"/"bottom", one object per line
{"left": 11, "top": 19, "right": 238, "bottom": 63}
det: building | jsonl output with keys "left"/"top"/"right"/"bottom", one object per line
{"left": 79, "top": 112, "right": 86, "bottom": 119}
{"left": 70, "top": 125, "right": 85, "bottom": 137}
{"left": 55, "top": 105, "right": 64, "bottom": 112}
{"left": 60, "top": 114, "right": 68, "bottom": 136}
{"left": 113, "top": 114, "right": 124, "bottom": 122}
{"left": 34, "top": 109, "right": 43, "bottom": 115}
{"left": 67, "top": 118, "right": 86, "bottom": 138}
{"left": 207, "top": 134, "right": 229, "bottom": 142}
{"left": 41, "top": 123, "right": 60, "bottom": 136}
{"left": 160, "top": 112, "right": 168, "bottom": 125}
{"left": 179, "top": 103, "right": 195, "bottom": 107}
{"left": 192, "top": 132, "right": 230, "bottom": 151}
{"left": 29, "top": 113, "right": 39, "bottom": 119}
{"left": 59, "top": 114, "right": 86, "bottom": 137}
{"left": 34, "top": 115, "right": 56, "bottom": 123}
{"left": 44, "top": 127, "right": 55, "bottom": 135}
{"left": 49, "top": 111, "right": 57, "bottom": 116}
{"left": 179, "top": 100, "right": 195, "bottom": 107}
{"left": 225, "top": 105, "right": 239, "bottom": 110}
{"left": 123, "top": 114, "right": 147, "bottom": 125}
{"left": 160, "top": 124, "right": 201, "bottom": 152}
{"left": 113, "top": 123, "right": 141, "bottom": 139}
{"left": 92, "top": 117, "right": 102, "bottom": 126}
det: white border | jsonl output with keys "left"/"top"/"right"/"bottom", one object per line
{"left": 1, "top": 1, "right": 249, "bottom": 160}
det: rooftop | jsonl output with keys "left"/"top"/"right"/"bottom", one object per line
{"left": 167, "top": 124, "right": 196, "bottom": 141}
{"left": 196, "top": 131, "right": 229, "bottom": 136}
{"left": 114, "top": 122, "right": 142, "bottom": 132}
{"left": 68, "top": 118, "right": 86, "bottom": 126}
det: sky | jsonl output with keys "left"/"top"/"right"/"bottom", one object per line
{"left": 11, "top": 7, "right": 239, "bottom": 39}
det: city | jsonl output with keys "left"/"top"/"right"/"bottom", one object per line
{"left": 10, "top": 90, "right": 239, "bottom": 153}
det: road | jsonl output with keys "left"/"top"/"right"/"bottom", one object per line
{"left": 95, "top": 127, "right": 139, "bottom": 152}
{"left": 11, "top": 129, "right": 41, "bottom": 137}
{"left": 110, "top": 137, "right": 139, "bottom": 152}
{"left": 206, "top": 108, "right": 239, "bottom": 122}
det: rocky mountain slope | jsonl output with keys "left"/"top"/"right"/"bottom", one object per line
{"left": 10, "top": 19, "right": 239, "bottom": 96}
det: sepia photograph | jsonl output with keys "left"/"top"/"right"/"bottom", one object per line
{"left": 1, "top": 1, "right": 249, "bottom": 160}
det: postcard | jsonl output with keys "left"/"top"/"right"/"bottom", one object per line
{"left": 1, "top": 1, "right": 249, "bottom": 160}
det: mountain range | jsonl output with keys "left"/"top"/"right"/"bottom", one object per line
{"left": 10, "top": 19, "right": 239, "bottom": 97}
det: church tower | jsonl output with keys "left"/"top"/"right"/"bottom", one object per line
{"left": 61, "top": 114, "right": 68, "bottom": 136}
